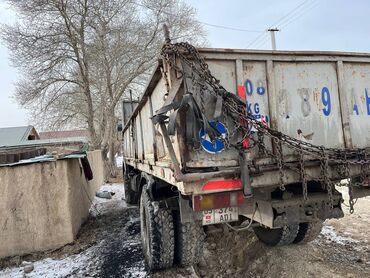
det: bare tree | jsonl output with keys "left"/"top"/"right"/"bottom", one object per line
{"left": 1, "top": 0, "right": 206, "bottom": 177}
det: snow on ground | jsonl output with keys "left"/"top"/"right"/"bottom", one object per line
{"left": 116, "top": 155, "right": 123, "bottom": 168}
{"left": 1, "top": 249, "right": 94, "bottom": 278}
{"left": 95, "top": 183, "right": 126, "bottom": 204}
{"left": 321, "top": 225, "right": 359, "bottom": 245}
{"left": 90, "top": 183, "right": 127, "bottom": 217}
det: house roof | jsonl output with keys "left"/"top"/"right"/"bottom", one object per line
{"left": 39, "top": 129, "right": 90, "bottom": 140}
{"left": 1, "top": 137, "right": 89, "bottom": 150}
{"left": 0, "top": 125, "right": 39, "bottom": 147}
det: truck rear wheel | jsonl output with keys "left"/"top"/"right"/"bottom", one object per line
{"left": 253, "top": 224, "right": 299, "bottom": 246}
{"left": 140, "top": 185, "right": 174, "bottom": 270}
{"left": 173, "top": 212, "right": 205, "bottom": 266}
{"left": 293, "top": 221, "right": 323, "bottom": 244}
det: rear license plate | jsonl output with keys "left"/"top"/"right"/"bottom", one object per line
{"left": 202, "top": 207, "right": 238, "bottom": 225}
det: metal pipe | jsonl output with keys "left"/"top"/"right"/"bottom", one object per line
{"left": 129, "top": 90, "right": 134, "bottom": 115}
{"left": 163, "top": 24, "right": 171, "bottom": 43}
{"left": 240, "top": 152, "right": 253, "bottom": 197}
{"left": 178, "top": 168, "right": 240, "bottom": 183}
{"left": 268, "top": 28, "right": 279, "bottom": 50}
{"left": 159, "top": 123, "right": 183, "bottom": 180}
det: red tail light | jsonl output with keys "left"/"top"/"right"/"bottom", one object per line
{"left": 202, "top": 179, "right": 242, "bottom": 191}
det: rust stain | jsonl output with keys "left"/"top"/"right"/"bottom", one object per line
{"left": 244, "top": 64, "right": 254, "bottom": 76}
{"left": 313, "top": 88, "right": 321, "bottom": 110}
{"left": 2, "top": 217, "right": 8, "bottom": 231}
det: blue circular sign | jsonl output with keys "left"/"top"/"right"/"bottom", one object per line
{"left": 199, "top": 120, "right": 228, "bottom": 154}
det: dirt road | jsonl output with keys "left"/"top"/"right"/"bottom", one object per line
{"left": 1, "top": 184, "right": 369, "bottom": 278}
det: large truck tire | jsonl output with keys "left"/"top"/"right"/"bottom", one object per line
{"left": 293, "top": 221, "right": 323, "bottom": 244}
{"left": 140, "top": 185, "right": 174, "bottom": 270}
{"left": 173, "top": 212, "right": 205, "bottom": 266}
{"left": 253, "top": 224, "right": 299, "bottom": 246}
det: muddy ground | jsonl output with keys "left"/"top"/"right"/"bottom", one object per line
{"left": 0, "top": 184, "right": 369, "bottom": 278}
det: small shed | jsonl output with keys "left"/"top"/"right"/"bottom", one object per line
{"left": 0, "top": 125, "right": 40, "bottom": 147}
{"left": 39, "top": 129, "right": 90, "bottom": 140}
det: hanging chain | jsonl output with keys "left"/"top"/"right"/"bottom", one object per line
{"left": 319, "top": 148, "right": 334, "bottom": 207}
{"left": 199, "top": 84, "right": 206, "bottom": 114}
{"left": 343, "top": 153, "right": 355, "bottom": 214}
{"left": 319, "top": 147, "right": 327, "bottom": 190}
{"left": 274, "top": 138, "right": 285, "bottom": 191}
{"left": 299, "top": 146, "right": 308, "bottom": 201}
{"left": 359, "top": 149, "right": 368, "bottom": 186}
{"left": 257, "top": 131, "right": 266, "bottom": 156}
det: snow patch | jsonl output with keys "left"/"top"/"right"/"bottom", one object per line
{"left": 0, "top": 247, "right": 97, "bottom": 278}
{"left": 92, "top": 183, "right": 127, "bottom": 215}
{"left": 116, "top": 155, "right": 123, "bottom": 168}
{"left": 96, "top": 183, "right": 126, "bottom": 203}
{"left": 321, "top": 225, "right": 359, "bottom": 245}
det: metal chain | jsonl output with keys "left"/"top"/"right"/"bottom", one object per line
{"left": 257, "top": 131, "right": 266, "bottom": 156}
{"left": 319, "top": 147, "right": 327, "bottom": 190}
{"left": 359, "top": 149, "right": 368, "bottom": 186}
{"left": 343, "top": 154, "right": 355, "bottom": 214}
{"left": 299, "top": 146, "right": 308, "bottom": 201}
{"left": 273, "top": 138, "right": 285, "bottom": 191}
{"left": 160, "top": 42, "right": 370, "bottom": 210}
{"left": 199, "top": 84, "right": 206, "bottom": 115}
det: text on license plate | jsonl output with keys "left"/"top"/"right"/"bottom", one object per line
{"left": 202, "top": 207, "right": 238, "bottom": 225}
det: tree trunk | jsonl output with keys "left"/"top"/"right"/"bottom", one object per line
{"left": 100, "top": 104, "right": 118, "bottom": 179}
{"left": 85, "top": 87, "right": 98, "bottom": 149}
{"left": 108, "top": 137, "right": 117, "bottom": 178}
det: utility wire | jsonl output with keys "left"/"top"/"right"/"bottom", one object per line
{"left": 130, "top": 0, "right": 264, "bottom": 34}
{"left": 199, "top": 21, "right": 263, "bottom": 33}
{"left": 268, "top": 0, "right": 311, "bottom": 28}
{"left": 247, "top": 1, "right": 313, "bottom": 48}
{"left": 246, "top": 32, "right": 268, "bottom": 48}
{"left": 254, "top": 35, "right": 271, "bottom": 49}
{"left": 279, "top": 1, "right": 319, "bottom": 30}
{"left": 247, "top": 0, "right": 319, "bottom": 49}
{"left": 132, "top": 0, "right": 318, "bottom": 50}
{"left": 199, "top": 1, "right": 317, "bottom": 36}
{"left": 272, "top": 0, "right": 318, "bottom": 30}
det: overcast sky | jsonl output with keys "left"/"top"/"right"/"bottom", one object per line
{"left": 1, "top": 0, "right": 370, "bottom": 128}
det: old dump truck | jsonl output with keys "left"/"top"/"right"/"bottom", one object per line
{"left": 121, "top": 40, "right": 370, "bottom": 270}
